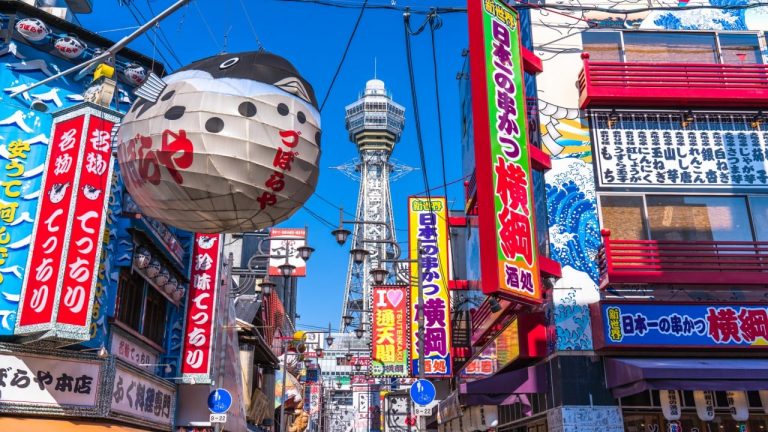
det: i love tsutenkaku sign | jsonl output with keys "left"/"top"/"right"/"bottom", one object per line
{"left": 371, "top": 285, "right": 409, "bottom": 378}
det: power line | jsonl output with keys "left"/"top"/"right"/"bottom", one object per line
{"left": 428, "top": 11, "right": 450, "bottom": 205}
{"left": 193, "top": 0, "right": 222, "bottom": 52}
{"left": 238, "top": 0, "right": 266, "bottom": 51}
{"left": 122, "top": 4, "right": 178, "bottom": 70}
{"left": 133, "top": 1, "right": 184, "bottom": 68}
{"left": 318, "top": 0, "right": 369, "bottom": 112}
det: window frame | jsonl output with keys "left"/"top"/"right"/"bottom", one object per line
{"left": 115, "top": 267, "right": 171, "bottom": 347}
{"left": 597, "top": 192, "right": 767, "bottom": 241}
{"left": 582, "top": 29, "right": 764, "bottom": 65}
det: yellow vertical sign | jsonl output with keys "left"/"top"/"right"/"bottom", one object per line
{"left": 408, "top": 196, "right": 452, "bottom": 377}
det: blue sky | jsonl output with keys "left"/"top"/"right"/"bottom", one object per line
{"left": 79, "top": 0, "right": 470, "bottom": 329}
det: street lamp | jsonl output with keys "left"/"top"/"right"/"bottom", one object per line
{"left": 278, "top": 262, "right": 296, "bottom": 277}
{"left": 315, "top": 347, "right": 324, "bottom": 357}
{"left": 297, "top": 245, "right": 315, "bottom": 261}
{"left": 258, "top": 277, "right": 275, "bottom": 296}
{"left": 350, "top": 248, "right": 370, "bottom": 264}
{"left": 325, "top": 333, "right": 335, "bottom": 347}
{"left": 354, "top": 327, "right": 365, "bottom": 339}
{"left": 345, "top": 352, "right": 353, "bottom": 362}
{"left": 331, "top": 227, "right": 352, "bottom": 246}
{"left": 354, "top": 362, "right": 362, "bottom": 372}
{"left": 342, "top": 315, "right": 354, "bottom": 326}
{"left": 370, "top": 266, "right": 388, "bottom": 285}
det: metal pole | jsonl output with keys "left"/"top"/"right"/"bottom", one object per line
{"left": 417, "top": 239, "right": 425, "bottom": 381}
{"left": 280, "top": 342, "right": 289, "bottom": 432}
{"left": 10, "top": 0, "right": 191, "bottom": 97}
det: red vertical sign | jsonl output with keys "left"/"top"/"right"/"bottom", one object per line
{"left": 56, "top": 116, "right": 116, "bottom": 326}
{"left": 181, "top": 233, "right": 222, "bottom": 382}
{"left": 16, "top": 104, "right": 122, "bottom": 341}
{"left": 17, "top": 115, "right": 86, "bottom": 328}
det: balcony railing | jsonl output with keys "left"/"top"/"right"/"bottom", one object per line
{"left": 599, "top": 229, "right": 768, "bottom": 287}
{"left": 578, "top": 53, "right": 768, "bottom": 109}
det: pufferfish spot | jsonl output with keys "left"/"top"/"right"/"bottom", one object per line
{"left": 205, "top": 117, "right": 225, "bottom": 133}
{"left": 239, "top": 101, "right": 257, "bottom": 118}
{"left": 315, "top": 131, "right": 321, "bottom": 147}
{"left": 164, "top": 105, "right": 185, "bottom": 120}
{"left": 297, "top": 111, "right": 306, "bottom": 124}
{"left": 161, "top": 90, "right": 176, "bottom": 101}
{"left": 277, "top": 103, "right": 289, "bottom": 116}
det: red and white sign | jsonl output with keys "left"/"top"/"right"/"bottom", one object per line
{"left": 268, "top": 228, "right": 307, "bottom": 277}
{"left": 18, "top": 115, "right": 85, "bottom": 328}
{"left": 57, "top": 116, "right": 115, "bottom": 327}
{"left": 16, "top": 105, "right": 120, "bottom": 341}
{"left": 180, "top": 233, "right": 222, "bottom": 383}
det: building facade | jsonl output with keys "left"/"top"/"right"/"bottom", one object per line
{"left": 448, "top": 1, "right": 768, "bottom": 432}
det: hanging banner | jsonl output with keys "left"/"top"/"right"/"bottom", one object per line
{"left": 660, "top": 390, "right": 681, "bottom": 421}
{"left": 467, "top": 0, "right": 541, "bottom": 304}
{"left": 371, "top": 285, "right": 410, "bottom": 378}
{"left": 268, "top": 228, "right": 307, "bottom": 277}
{"left": 694, "top": 390, "right": 716, "bottom": 422}
{"left": 727, "top": 390, "right": 749, "bottom": 422}
{"left": 180, "top": 233, "right": 222, "bottom": 383}
{"left": 408, "top": 196, "right": 452, "bottom": 377}
{"left": 15, "top": 104, "right": 121, "bottom": 342}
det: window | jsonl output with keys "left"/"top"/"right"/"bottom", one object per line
{"left": 115, "top": 268, "right": 171, "bottom": 346}
{"left": 116, "top": 270, "right": 145, "bottom": 331}
{"left": 582, "top": 31, "right": 622, "bottom": 62}
{"left": 582, "top": 30, "right": 762, "bottom": 65}
{"left": 600, "top": 194, "right": 761, "bottom": 242}
{"left": 600, "top": 195, "right": 648, "bottom": 240}
{"left": 646, "top": 196, "right": 752, "bottom": 241}
{"left": 623, "top": 32, "right": 717, "bottom": 63}
{"left": 750, "top": 196, "right": 768, "bottom": 241}
{"left": 719, "top": 33, "right": 762, "bottom": 64}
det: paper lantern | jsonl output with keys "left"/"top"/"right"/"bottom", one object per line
{"left": 116, "top": 52, "right": 321, "bottom": 233}
{"left": 145, "top": 258, "right": 161, "bottom": 279}
{"left": 173, "top": 285, "right": 185, "bottom": 301}
{"left": 154, "top": 267, "right": 170, "bottom": 287}
{"left": 15, "top": 18, "right": 50, "bottom": 42}
{"left": 134, "top": 246, "right": 151, "bottom": 269}
{"left": 164, "top": 276, "right": 178, "bottom": 294}
{"left": 122, "top": 63, "right": 147, "bottom": 86}
{"left": 54, "top": 36, "right": 87, "bottom": 58}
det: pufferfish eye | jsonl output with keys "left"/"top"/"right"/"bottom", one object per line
{"left": 219, "top": 57, "right": 239, "bottom": 69}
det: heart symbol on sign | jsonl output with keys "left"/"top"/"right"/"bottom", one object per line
{"left": 386, "top": 289, "right": 403, "bottom": 307}
{"left": 404, "top": 416, "right": 417, "bottom": 426}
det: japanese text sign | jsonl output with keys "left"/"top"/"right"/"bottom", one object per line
{"left": 111, "top": 330, "right": 160, "bottom": 371}
{"left": 593, "top": 112, "right": 768, "bottom": 189}
{"left": 110, "top": 364, "right": 175, "bottom": 426}
{"left": 468, "top": 0, "right": 541, "bottom": 303}
{"left": 408, "top": 197, "right": 452, "bottom": 377}
{"left": 595, "top": 303, "right": 768, "bottom": 348}
{"left": 0, "top": 352, "right": 102, "bottom": 408}
{"left": 268, "top": 228, "right": 307, "bottom": 277}
{"left": 181, "top": 233, "right": 222, "bottom": 383}
{"left": 371, "top": 285, "right": 410, "bottom": 377}
{"left": 0, "top": 108, "right": 51, "bottom": 337}
{"left": 16, "top": 104, "right": 120, "bottom": 341}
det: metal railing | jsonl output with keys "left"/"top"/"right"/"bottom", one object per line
{"left": 599, "top": 229, "right": 768, "bottom": 286}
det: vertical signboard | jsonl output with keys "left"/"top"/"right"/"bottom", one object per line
{"left": 268, "top": 228, "right": 307, "bottom": 277}
{"left": 408, "top": 197, "right": 452, "bottom": 377}
{"left": 181, "top": 233, "right": 222, "bottom": 383}
{"left": 16, "top": 104, "right": 121, "bottom": 341}
{"left": 468, "top": 0, "right": 542, "bottom": 303}
{"left": 371, "top": 285, "right": 410, "bottom": 377}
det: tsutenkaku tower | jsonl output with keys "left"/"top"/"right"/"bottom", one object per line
{"left": 339, "top": 79, "right": 406, "bottom": 333}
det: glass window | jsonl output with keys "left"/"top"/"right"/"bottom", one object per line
{"left": 143, "top": 287, "right": 167, "bottom": 346}
{"left": 623, "top": 32, "right": 717, "bottom": 63}
{"left": 600, "top": 195, "right": 648, "bottom": 240}
{"left": 645, "top": 196, "right": 752, "bottom": 241}
{"left": 719, "top": 33, "right": 762, "bottom": 64}
{"left": 116, "top": 269, "right": 145, "bottom": 332}
{"left": 750, "top": 196, "right": 768, "bottom": 241}
{"left": 582, "top": 31, "right": 622, "bottom": 62}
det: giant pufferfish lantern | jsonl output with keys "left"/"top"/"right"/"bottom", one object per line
{"left": 116, "top": 52, "right": 321, "bottom": 233}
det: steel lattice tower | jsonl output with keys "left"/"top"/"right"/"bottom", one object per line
{"left": 338, "top": 79, "right": 406, "bottom": 333}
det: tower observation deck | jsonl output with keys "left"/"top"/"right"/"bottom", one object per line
{"left": 339, "top": 79, "right": 406, "bottom": 334}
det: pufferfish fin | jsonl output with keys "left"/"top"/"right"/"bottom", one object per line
{"left": 274, "top": 77, "right": 312, "bottom": 105}
{"left": 134, "top": 72, "right": 167, "bottom": 103}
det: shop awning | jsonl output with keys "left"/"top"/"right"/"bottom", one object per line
{"left": 0, "top": 417, "right": 156, "bottom": 431}
{"left": 459, "top": 363, "right": 546, "bottom": 405}
{"left": 605, "top": 357, "right": 768, "bottom": 398}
